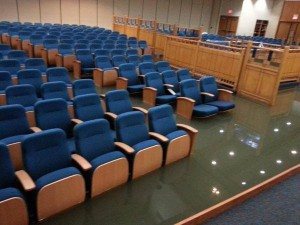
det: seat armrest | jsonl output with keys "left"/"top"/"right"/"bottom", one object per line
{"left": 144, "top": 87, "right": 157, "bottom": 92}
{"left": 200, "top": 92, "right": 215, "bottom": 97}
{"left": 117, "top": 77, "right": 128, "bottom": 81}
{"left": 72, "top": 119, "right": 83, "bottom": 125}
{"left": 176, "top": 97, "right": 195, "bottom": 120}
{"left": 74, "top": 60, "right": 81, "bottom": 64}
{"left": 138, "top": 75, "right": 145, "bottom": 78}
{"left": 114, "top": 67, "right": 119, "bottom": 70}
{"left": 177, "top": 124, "right": 198, "bottom": 134}
{"left": 72, "top": 154, "right": 92, "bottom": 171}
{"left": 115, "top": 142, "right": 135, "bottom": 154}
{"left": 177, "top": 124, "right": 198, "bottom": 154}
{"left": 105, "top": 112, "right": 117, "bottom": 119}
{"left": 132, "top": 107, "right": 148, "bottom": 114}
{"left": 149, "top": 132, "right": 169, "bottom": 142}
{"left": 218, "top": 89, "right": 233, "bottom": 94}
{"left": 164, "top": 84, "right": 174, "bottom": 88}
{"left": 15, "top": 170, "right": 36, "bottom": 191}
{"left": 100, "top": 94, "right": 105, "bottom": 99}
{"left": 94, "top": 68, "right": 104, "bottom": 72}
{"left": 177, "top": 97, "right": 195, "bottom": 103}
{"left": 30, "top": 127, "right": 42, "bottom": 133}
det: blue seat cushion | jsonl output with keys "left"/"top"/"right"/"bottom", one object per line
{"left": 156, "top": 95, "right": 177, "bottom": 104}
{"left": 82, "top": 68, "right": 94, "bottom": 73}
{"left": 132, "top": 139, "right": 160, "bottom": 153}
{"left": 0, "top": 187, "right": 24, "bottom": 202}
{"left": 127, "top": 84, "right": 145, "bottom": 93}
{"left": 62, "top": 53, "right": 73, "bottom": 57}
{"left": 193, "top": 104, "right": 219, "bottom": 117}
{"left": 24, "top": 106, "right": 34, "bottom": 111}
{"left": 166, "top": 130, "right": 187, "bottom": 141}
{"left": 35, "top": 167, "right": 81, "bottom": 191}
{"left": 206, "top": 101, "right": 235, "bottom": 111}
{"left": 90, "top": 151, "right": 126, "bottom": 171}
{"left": 67, "top": 138, "right": 76, "bottom": 154}
{"left": 1, "top": 134, "right": 29, "bottom": 145}
{"left": 0, "top": 90, "right": 4, "bottom": 94}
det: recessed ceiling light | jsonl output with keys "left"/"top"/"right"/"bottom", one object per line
{"left": 260, "top": 170, "right": 266, "bottom": 174}
{"left": 215, "top": 191, "right": 220, "bottom": 195}
{"left": 291, "top": 150, "right": 298, "bottom": 155}
{"left": 229, "top": 151, "right": 235, "bottom": 156}
{"left": 219, "top": 129, "right": 224, "bottom": 133}
{"left": 276, "top": 160, "right": 282, "bottom": 164}
{"left": 286, "top": 122, "right": 292, "bottom": 126}
{"left": 273, "top": 128, "right": 279, "bottom": 132}
{"left": 211, "top": 161, "right": 217, "bottom": 165}
{"left": 241, "top": 181, "right": 246, "bottom": 185}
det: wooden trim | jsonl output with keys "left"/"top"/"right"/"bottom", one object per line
{"left": 0, "top": 197, "right": 28, "bottom": 225}
{"left": 176, "top": 164, "right": 300, "bottom": 225}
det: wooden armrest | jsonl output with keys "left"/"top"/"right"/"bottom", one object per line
{"left": 177, "top": 97, "right": 195, "bottom": 103}
{"left": 114, "top": 67, "right": 119, "bottom": 70}
{"left": 144, "top": 87, "right": 157, "bottom": 92}
{"left": 72, "top": 154, "right": 92, "bottom": 171}
{"left": 30, "top": 127, "right": 42, "bottom": 133}
{"left": 74, "top": 60, "right": 81, "bottom": 64}
{"left": 115, "top": 142, "right": 135, "bottom": 154}
{"left": 72, "top": 119, "right": 83, "bottom": 125}
{"left": 132, "top": 107, "right": 148, "bottom": 114}
{"left": 164, "top": 84, "right": 174, "bottom": 88}
{"left": 105, "top": 112, "right": 117, "bottom": 119}
{"left": 94, "top": 68, "right": 104, "bottom": 72}
{"left": 201, "top": 92, "right": 215, "bottom": 97}
{"left": 117, "top": 77, "right": 128, "bottom": 81}
{"left": 218, "top": 89, "right": 233, "bottom": 94}
{"left": 15, "top": 170, "right": 36, "bottom": 191}
{"left": 177, "top": 124, "right": 198, "bottom": 134}
{"left": 100, "top": 94, "right": 105, "bottom": 98}
{"left": 149, "top": 132, "right": 168, "bottom": 142}
{"left": 56, "top": 53, "right": 62, "bottom": 57}
{"left": 138, "top": 75, "right": 145, "bottom": 78}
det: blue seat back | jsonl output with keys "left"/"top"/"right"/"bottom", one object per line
{"left": 43, "top": 39, "right": 59, "bottom": 49}
{"left": 0, "top": 71, "right": 12, "bottom": 91}
{"left": 74, "top": 43, "right": 89, "bottom": 51}
{"left": 46, "top": 67, "right": 71, "bottom": 84}
{"left": 105, "top": 90, "right": 132, "bottom": 115}
{"left": 128, "top": 55, "right": 141, "bottom": 66}
{"left": 58, "top": 44, "right": 73, "bottom": 55}
{"left": 139, "top": 62, "right": 155, "bottom": 74}
{"left": 148, "top": 105, "right": 177, "bottom": 136}
{"left": 17, "top": 69, "right": 43, "bottom": 96}
{"left": 7, "top": 51, "right": 28, "bottom": 64}
{"left": 0, "top": 105, "right": 30, "bottom": 140}
{"left": 156, "top": 61, "right": 171, "bottom": 73}
{"left": 41, "top": 81, "right": 70, "bottom": 102}
{"left": 76, "top": 49, "right": 94, "bottom": 68}
{"left": 0, "top": 143, "right": 16, "bottom": 188}
{"left": 138, "top": 40, "right": 148, "bottom": 48}
{"left": 30, "top": 34, "right": 43, "bottom": 45}
{"left": 74, "top": 94, "right": 104, "bottom": 121}
{"left": 89, "top": 43, "right": 102, "bottom": 53}
{"left": 74, "top": 119, "right": 115, "bottom": 161}
{"left": 199, "top": 76, "right": 219, "bottom": 102}
{"left": 111, "top": 49, "right": 125, "bottom": 57}
{"left": 180, "top": 79, "right": 202, "bottom": 105}
{"left": 126, "top": 49, "right": 138, "bottom": 56}
{"left": 94, "top": 49, "right": 110, "bottom": 57}
{"left": 145, "top": 72, "right": 165, "bottom": 96}
{"left": 162, "top": 70, "right": 179, "bottom": 92}
{"left": 6, "top": 84, "right": 38, "bottom": 107}
{"left": 25, "top": 58, "right": 47, "bottom": 73}
{"left": 119, "top": 63, "right": 140, "bottom": 86}
{"left": 22, "top": 129, "right": 72, "bottom": 180}
{"left": 0, "top": 59, "right": 21, "bottom": 75}
{"left": 177, "top": 69, "right": 192, "bottom": 81}
{"left": 72, "top": 79, "right": 97, "bottom": 96}
{"left": 95, "top": 56, "right": 112, "bottom": 69}
{"left": 116, "top": 111, "right": 149, "bottom": 146}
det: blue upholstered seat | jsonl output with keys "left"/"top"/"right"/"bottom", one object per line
{"left": 128, "top": 55, "right": 141, "bottom": 66}
{"left": 17, "top": 69, "right": 43, "bottom": 97}
{"left": 8, "top": 50, "right": 28, "bottom": 65}
{"left": 112, "top": 55, "right": 127, "bottom": 67}
{"left": 161, "top": 70, "right": 180, "bottom": 96}
{"left": 41, "top": 81, "right": 71, "bottom": 103}
{"left": 0, "top": 59, "right": 21, "bottom": 76}
{"left": 177, "top": 69, "right": 193, "bottom": 82}
{"left": 46, "top": 67, "right": 72, "bottom": 85}
{"left": 156, "top": 61, "right": 172, "bottom": 73}
{"left": 0, "top": 71, "right": 13, "bottom": 93}
{"left": 95, "top": 56, "right": 114, "bottom": 70}
{"left": 141, "top": 54, "right": 154, "bottom": 63}
{"left": 138, "top": 62, "right": 156, "bottom": 75}
{"left": 72, "top": 79, "right": 97, "bottom": 97}
{"left": 75, "top": 49, "right": 95, "bottom": 73}
{"left": 105, "top": 90, "right": 135, "bottom": 115}
{"left": 118, "top": 63, "right": 145, "bottom": 93}
{"left": 24, "top": 58, "right": 47, "bottom": 74}
{"left": 58, "top": 43, "right": 73, "bottom": 56}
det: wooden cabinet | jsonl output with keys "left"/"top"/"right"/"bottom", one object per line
{"left": 253, "top": 20, "right": 268, "bottom": 37}
{"left": 217, "top": 16, "right": 239, "bottom": 36}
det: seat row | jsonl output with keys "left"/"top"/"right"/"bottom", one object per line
{"left": 0, "top": 100, "right": 197, "bottom": 223}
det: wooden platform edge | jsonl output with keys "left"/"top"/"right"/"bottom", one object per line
{"left": 176, "top": 164, "right": 300, "bottom": 225}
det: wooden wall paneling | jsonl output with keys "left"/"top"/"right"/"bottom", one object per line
{"left": 40, "top": 0, "right": 61, "bottom": 24}
{"left": 129, "top": 0, "right": 143, "bottom": 18}
{"left": 178, "top": 0, "right": 192, "bottom": 27}
{"left": 280, "top": 1, "right": 300, "bottom": 22}
{"left": 0, "top": 0, "right": 18, "bottom": 22}
{"left": 80, "top": 0, "right": 97, "bottom": 26}
{"left": 189, "top": 0, "right": 203, "bottom": 29}
{"left": 114, "top": 0, "right": 129, "bottom": 17}
{"left": 155, "top": 33, "right": 168, "bottom": 53}
{"left": 156, "top": 0, "right": 170, "bottom": 23}
{"left": 276, "top": 22, "right": 291, "bottom": 40}
{"left": 18, "top": 0, "right": 40, "bottom": 23}
{"left": 98, "top": 0, "right": 114, "bottom": 29}
{"left": 167, "top": 0, "right": 181, "bottom": 25}
{"left": 139, "top": 27, "right": 155, "bottom": 47}
{"left": 61, "top": 0, "right": 79, "bottom": 25}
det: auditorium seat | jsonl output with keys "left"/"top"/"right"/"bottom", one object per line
{"left": 141, "top": 54, "right": 154, "bottom": 63}
{"left": 112, "top": 55, "right": 127, "bottom": 68}
{"left": 126, "top": 49, "right": 139, "bottom": 56}
{"left": 24, "top": 58, "right": 47, "bottom": 82}
{"left": 41, "top": 39, "right": 59, "bottom": 66}
{"left": 16, "top": 31, "right": 31, "bottom": 53}
{"left": 7, "top": 50, "right": 28, "bottom": 67}
{"left": 93, "top": 56, "right": 117, "bottom": 87}
{"left": 72, "top": 79, "right": 97, "bottom": 97}
{"left": 0, "top": 71, "right": 12, "bottom": 105}
{"left": 161, "top": 70, "right": 181, "bottom": 96}
{"left": 111, "top": 49, "right": 125, "bottom": 57}
{"left": 74, "top": 43, "right": 89, "bottom": 51}
{"left": 177, "top": 69, "right": 193, "bottom": 81}
{"left": 116, "top": 44, "right": 127, "bottom": 51}
{"left": 138, "top": 40, "right": 152, "bottom": 54}
{"left": 143, "top": 72, "right": 177, "bottom": 106}
{"left": 89, "top": 43, "right": 102, "bottom": 54}
{"left": 116, "top": 63, "right": 145, "bottom": 93}
{"left": 20, "top": 129, "right": 85, "bottom": 221}
{"left": 74, "top": 119, "right": 129, "bottom": 197}
{"left": 56, "top": 44, "right": 76, "bottom": 71}
{"left": 115, "top": 111, "right": 163, "bottom": 179}
{"left": 138, "top": 62, "right": 156, "bottom": 75}
{"left": 73, "top": 49, "right": 95, "bottom": 79}
{"left": 148, "top": 104, "right": 198, "bottom": 165}
{"left": 0, "top": 143, "right": 29, "bottom": 225}
{"left": 5, "top": 84, "right": 38, "bottom": 126}
{"left": 0, "top": 59, "right": 21, "bottom": 84}
{"left": 177, "top": 79, "right": 219, "bottom": 119}
{"left": 156, "top": 61, "right": 172, "bottom": 73}
{"left": 46, "top": 67, "right": 73, "bottom": 97}
{"left": 128, "top": 40, "right": 138, "bottom": 49}
{"left": 28, "top": 34, "right": 43, "bottom": 58}
{"left": 0, "top": 44, "right": 11, "bottom": 56}
{"left": 34, "top": 99, "right": 79, "bottom": 153}
{"left": 17, "top": 69, "right": 43, "bottom": 97}
{"left": 128, "top": 55, "right": 141, "bottom": 67}
{"left": 199, "top": 76, "right": 235, "bottom": 112}
{"left": 94, "top": 49, "right": 110, "bottom": 58}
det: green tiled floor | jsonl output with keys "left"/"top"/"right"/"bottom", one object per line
{"left": 42, "top": 80, "right": 300, "bottom": 225}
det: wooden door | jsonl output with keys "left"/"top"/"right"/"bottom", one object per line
{"left": 217, "top": 16, "right": 239, "bottom": 36}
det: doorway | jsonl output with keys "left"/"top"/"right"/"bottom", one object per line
{"left": 276, "top": 22, "right": 300, "bottom": 43}
{"left": 217, "top": 16, "right": 239, "bottom": 36}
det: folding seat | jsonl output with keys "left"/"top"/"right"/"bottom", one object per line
{"left": 126, "top": 49, "right": 138, "bottom": 56}
{"left": 86, "top": 35, "right": 97, "bottom": 41}
{"left": 112, "top": 55, "right": 127, "bottom": 68}
{"left": 28, "top": 34, "right": 43, "bottom": 58}
{"left": 148, "top": 104, "right": 198, "bottom": 165}
{"left": 103, "top": 43, "right": 115, "bottom": 51}
{"left": 24, "top": 58, "right": 47, "bottom": 81}
{"left": 138, "top": 40, "right": 151, "bottom": 54}
{"left": 103, "top": 30, "right": 112, "bottom": 35}
{"left": 177, "top": 69, "right": 193, "bottom": 82}
{"left": 116, "top": 44, "right": 127, "bottom": 51}
{"left": 20, "top": 129, "right": 85, "bottom": 221}
{"left": 128, "top": 40, "right": 138, "bottom": 49}
{"left": 0, "top": 59, "right": 21, "bottom": 84}
{"left": 116, "top": 63, "right": 145, "bottom": 93}
{"left": 15, "top": 31, "right": 31, "bottom": 52}
{"left": 143, "top": 72, "right": 177, "bottom": 106}
{"left": 56, "top": 44, "right": 76, "bottom": 71}
{"left": 40, "top": 39, "right": 59, "bottom": 66}
{"left": 108, "top": 36, "right": 118, "bottom": 41}
{"left": 118, "top": 34, "right": 127, "bottom": 39}
{"left": 177, "top": 79, "right": 219, "bottom": 119}
{"left": 161, "top": 70, "right": 180, "bottom": 96}
{"left": 111, "top": 49, "right": 125, "bottom": 57}
{"left": 199, "top": 76, "right": 235, "bottom": 112}
{"left": 141, "top": 54, "right": 154, "bottom": 63}
{"left": 93, "top": 56, "right": 117, "bottom": 87}
{"left": 5, "top": 84, "right": 39, "bottom": 126}
{"left": 115, "top": 111, "right": 163, "bottom": 179}
{"left": 49, "top": 31, "right": 60, "bottom": 37}
{"left": 128, "top": 55, "right": 141, "bottom": 67}
{"left": 46, "top": 67, "right": 72, "bottom": 86}
{"left": 0, "top": 44, "right": 11, "bottom": 56}
{"left": 7, "top": 50, "right": 28, "bottom": 67}
{"left": 44, "top": 35, "right": 58, "bottom": 40}
{"left": 138, "top": 62, "right": 156, "bottom": 75}
{"left": 89, "top": 43, "right": 102, "bottom": 54}
{"left": 156, "top": 61, "right": 172, "bottom": 73}
{"left": 0, "top": 71, "right": 12, "bottom": 105}
{"left": 0, "top": 143, "right": 29, "bottom": 225}
{"left": 72, "top": 79, "right": 97, "bottom": 97}
{"left": 91, "top": 39, "right": 102, "bottom": 45}
{"left": 128, "top": 37, "right": 137, "bottom": 41}
{"left": 105, "top": 90, "right": 147, "bottom": 122}
{"left": 74, "top": 119, "right": 128, "bottom": 197}
{"left": 116, "top": 40, "right": 127, "bottom": 45}
{"left": 74, "top": 43, "right": 89, "bottom": 52}
{"left": 60, "top": 39, "right": 75, "bottom": 48}
{"left": 111, "top": 31, "right": 119, "bottom": 36}
{"left": 94, "top": 49, "right": 110, "bottom": 57}
{"left": 73, "top": 49, "right": 95, "bottom": 79}
{"left": 76, "top": 39, "right": 90, "bottom": 45}
{"left": 7, "top": 27, "right": 20, "bottom": 49}
{"left": 34, "top": 99, "right": 79, "bottom": 153}
{"left": 17, "top": 69, "right": 43, "bottom": 97}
